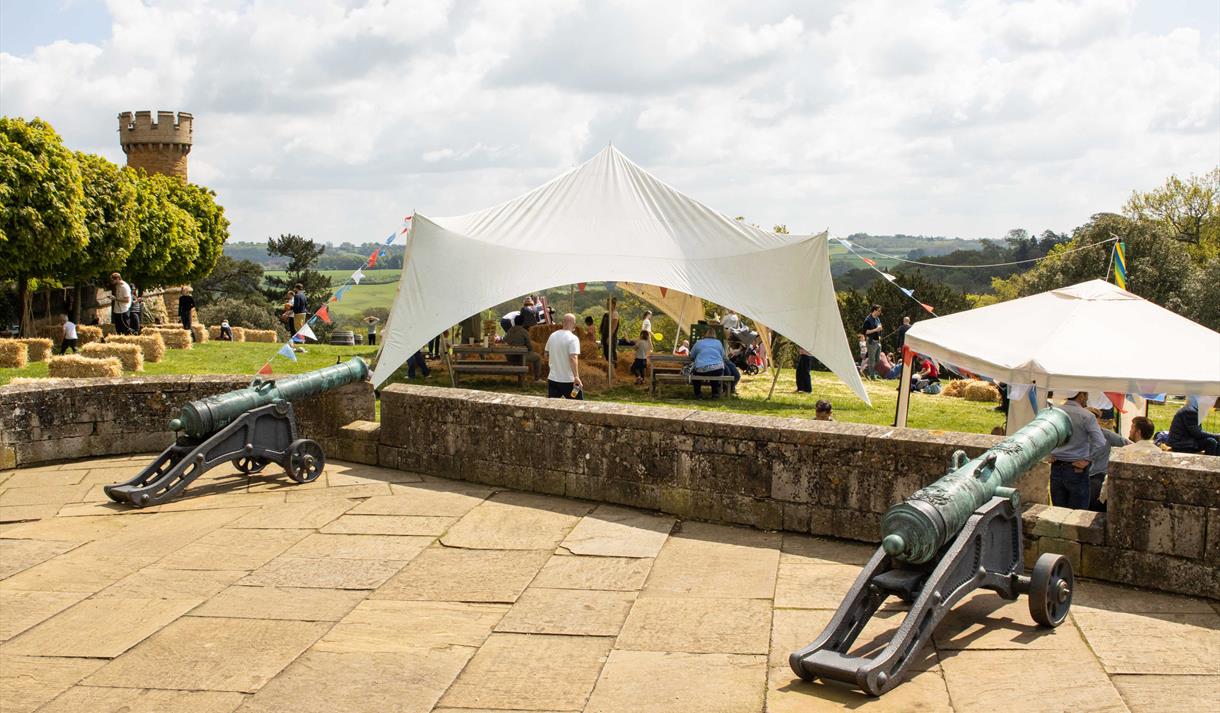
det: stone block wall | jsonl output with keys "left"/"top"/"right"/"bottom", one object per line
{"left": 377, "top": 385, "right": 1218, "bottom": 599}
{"left": 0, "top": 376, "right": 374, "bottom": 468}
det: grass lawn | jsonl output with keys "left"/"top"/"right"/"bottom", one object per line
{"left": 2, "top": 341, "right": 1197, "bottom": 437}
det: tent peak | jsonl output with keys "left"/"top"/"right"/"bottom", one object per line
{"left": 1051, "top": 279, "right": 1138, "bottom": 301}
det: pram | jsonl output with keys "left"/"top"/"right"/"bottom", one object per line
{"left": 726, "top": 326, "right": 763, "bottom": 376}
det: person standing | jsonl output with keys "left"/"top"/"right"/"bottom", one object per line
{"left": 1087, "top": 415, "right": 1131, "bottom": 512}
{"left": 641, "top": 310, "right": 653, "bottom": 336}
{"left": 1165, "top": 397, "right": 1220, "bottom": 455}
{"left": 631, "top": 328, "right": 652, "bottom": 385}
{"left": 291, "top": 284, "right": 308, "bottom": 353}
{"left": 795, "top": 346, "right": 813, "bottom": 394}
{"left": 545, "top": 313, "right": 583, "bottom": 398}
{"left": 861, "top": 304, "right": 883, "bottom": 379}
{"left": 896, "top": 316, "right": 911, "bottom": 351}
{"left": 364, "top": 316, "right": 379, "bottom": 346}
{"left": 110, "top": 272, "right": 132, "bottom": 335}
{"left": 128, "top": 292, "right": 144, "bottom": 335}
{"left": 60, "top": 315, "right": 78, "bottom": 354}
{"left": 178, "top": 286, "right": 196, "bottom": 340}
{"left": 599, "top": 298, "right": 619, "bottom": 362}
{"left": 1048, "top": 392, "right": 1106, "bottom": 509}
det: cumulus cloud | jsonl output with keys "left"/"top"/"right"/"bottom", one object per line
{"left": 0, "top": 0, "right": 1216, "bottom": 243}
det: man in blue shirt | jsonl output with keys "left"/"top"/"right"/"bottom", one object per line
{"left": 1166, "top": 397, "right": 1220, "bottom": 455}
{"left": 1048, "top": 392, "right": 1107, "bottom": 509}
{"left": 688, "top": 328, "right": 726, "bottom": 399}
{"left": 861, "top": 305, "right": 883, "bottom": 379}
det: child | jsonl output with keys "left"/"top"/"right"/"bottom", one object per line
{"left": 583, "top": 315, "right": 596, "bottom": 340}
{"left": 60, "top": 315, "right": 78, "bottom": 354}
{"left": 631, "top": 329, "right": 651, "bottom": 384}
{"left": 675, "top": 339, "right": 690, "bottom": 356}
{"left": 641, "top": 310, "right": 653, "bottom": 335}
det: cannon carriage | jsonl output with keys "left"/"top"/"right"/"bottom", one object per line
{"left": 105, "top": 358, "right": 368, "bottom": 508}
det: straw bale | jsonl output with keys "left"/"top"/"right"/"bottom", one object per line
{"left": 77, "top": 325, "right": 103, "bottom": 345}
{"left": 244, "top": 329, "right": 279, "bottom": 343}
{"left": 942, "top": 379, "right": 968, "bottom": 397}
{"left": 149, "top": 327, "right": 192, "bottom": 349}
{"left": 106, "top": 333, "right": 166, "bottom": 363}
{"left": 963, "top": 382, "right": 999, "bottom": 402}
{"left": 0, "top": 341, "right": 29, "bottom": 369}
{"left": 48, "top": 354, "right": 122, "bottom": 378}
{"left": 191, "top": 324, "right": 209, "bottom": 343}
{"left": 82, "top": 342, "right": 144, "bottom": 372}
{"left": 16, "top": 338, "right": 54, "bottom": 362}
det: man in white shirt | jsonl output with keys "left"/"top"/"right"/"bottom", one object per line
{"left": 110, "top": 272, "right": 132, "bottom": 335}
{"left": 545, "top": 313, "right": 583, "bottom": 398}
{"left": 60, "top": 316, "right": 79, "bottom": 354}
{"left": 1127, "top": 416, "right": 1160, "bottom": 451}
{"left": 641, "top": 310, "right": 653, "bottom": 335}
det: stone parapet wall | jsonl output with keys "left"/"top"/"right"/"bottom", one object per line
{"left": 377, "top": 385, "right": 1218, "bottom": 599}
{"left": 0, "top": 376, "right": 373, "bottom": 469}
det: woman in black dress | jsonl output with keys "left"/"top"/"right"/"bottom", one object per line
{"left": 178, "top": 286, "right": 196, "bottom": 340}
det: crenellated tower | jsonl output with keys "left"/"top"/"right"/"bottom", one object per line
{"left": 117, "top": 110, "right": 193, "bottom": 180}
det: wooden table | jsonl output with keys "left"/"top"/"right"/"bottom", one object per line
{"left": 448, "top": 345, "right": 530, "bottom": 388}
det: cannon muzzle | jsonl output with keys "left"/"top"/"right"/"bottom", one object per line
{"left": 880, "top": 407, "right": 1072, "bottom": 564}
{"left": 169, "top": 357, "right": 369, "bottom": 438}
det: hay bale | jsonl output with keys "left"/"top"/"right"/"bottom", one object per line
{"left": 244, "top": 329, "right": 279, "bottom": 343}
{"left": 191, "top": 324, "right": 208, "bottom": 343}
{"left": 960, "top": 380, "right": 1001, "bottom": 402}
{"left": 16, "top": 338, "right": 54, "bottom": 362}
{"left": 148, "top": 327, "right": 192, "bottom": 349}
{"left": 106, "top": 333, "right": 166, "bottom": 363}
{"left": 942, "top": 379, "right": 967, "bottom": 397}
{"left": 209, "top": 325, "right": 247, "bottom": 342}
{"left": 77, "top": 325, "right": 103, "bottom": 345}
{"left": 48, "top": 354, "right": 122, "bottom": 378}
{"left": 82, "top": 342, "right": 144, "bottom": 372}
{"left": 0, "top": 340, "right": 29, "bottom": 369}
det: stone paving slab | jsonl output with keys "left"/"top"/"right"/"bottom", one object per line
{"left": 85, "top": 616, "right": 330, "bottom": 693}
{"left": 4, "top": 455, "right": 1218, "bottom": 713}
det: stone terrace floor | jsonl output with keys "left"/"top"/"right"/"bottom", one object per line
{"left": 1, "top": 456, "right": 1217, "bottom": 713}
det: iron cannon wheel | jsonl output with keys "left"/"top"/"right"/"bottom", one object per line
{"left": 233, "top": 456, "right": 269, "bottom": 474}
{"left": 285, "top": 439, "right": 325, "bottom": 484}
{"left": 1028, "top": 553, "right": 1073, "bottom": 627}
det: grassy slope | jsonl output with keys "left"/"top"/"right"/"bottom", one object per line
{"left": 2, "top": 342, "right": 1194, "bottom": 436}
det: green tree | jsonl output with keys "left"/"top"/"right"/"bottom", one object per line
{"left": 1124, "top": 168, "right": 1220, "bottom": 261}
{"left": 262, "top": 233, "right": 333, "bottom": 310}
{"left": 193, "top": 255, "right": 265, "bottom": 307}
{"left": 166, "top": 180, "right": 229, "bottom": 284}
{"left": 0, "top": 117, "right": 88, "bottom": 334}
{"left": 123, "top": 171, "right": 202, "bottom": 289}
{"left": 68, "top": 152, "right": 138, "bottom": 320}
{"left": 838, "top": 270, "right": 971, "bottom": 355}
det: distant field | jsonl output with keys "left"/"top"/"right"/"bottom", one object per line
{"left": 263, "top": 269, "right": 401, "bottom": 318}
{"left": 263, "top": 269, "right": 401, "bottom": 284}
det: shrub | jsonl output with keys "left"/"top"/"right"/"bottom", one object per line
{"left": 0, "top": 340, "right": 29, "bottom": 368}
{"left": 198, "top": 296, "right": 285, "bottom": 336}
{"left": 106, "top": 333, "right": 166, "bottom": 363}
{"left": 48, "top": 354, "right": 122, "bottom": 378}
{"left": 82, "top": 342, "right": 144, "bottom": 371}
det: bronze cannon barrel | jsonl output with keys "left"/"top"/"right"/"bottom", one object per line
{"left": 880, "top": 407, "right": 1072, "bottom": 564}
{"left": 169, "top": 358, "right": 369, "bottom": 438}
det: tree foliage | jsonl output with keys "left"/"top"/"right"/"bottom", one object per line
{"left": 0, "top": 117, "right": 88, "bottom": 279}
{"left": 166, "top": 180, "right": 229, "bottom": 284}
{"left": 72, "top": 152, "right": 138, "bottom": 283}
{"left": 123, "top": 172, "right": 201, "bottom": 289}
{"left": 838, "top": 269, "right": 972, "bottom": 355}
{"left": 193, "top": 255, "right": 265, "bottom": 307}
{"left": 1124, "top": 167, "right": 1219, "bottom": 261}
{"left": 262, "top": 233, "right": 333, "bottom": 308}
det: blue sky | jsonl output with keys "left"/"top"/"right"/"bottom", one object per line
{"left": 1, "top": 0, "right": 1217, "bottom": 245}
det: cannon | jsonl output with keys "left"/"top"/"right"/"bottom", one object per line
{"left": 790, "top": 407, "right": 1075, "bottom": 696}
{"left": 105, "top": 358, "right": 369, "bottom": 508}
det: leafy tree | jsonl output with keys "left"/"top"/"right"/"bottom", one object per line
{"left": 166, "top": 180, "right": 229, "bottom": 284}
{"left": 262, "top": 233, "right": 333, "bottom": 310}
{"left": 197, "top": 296, "right": 287, "bottom": 338}
{"left": 0, "top": 117, "right": 88, "bottom": 334}
{"left": 123, "top": 171, "right": 202, "bottom": 289}
{"left": 193, "top": 255, "right": 266, "bottom": 307}
{"left": 838, "top": 269, "right": 971, "bottom": 355}
{"left": 1124, "top": 168, "right": 1219, "bottom": 261}
{"left": 68, "top": 153, "right": 138, "bottom": 319}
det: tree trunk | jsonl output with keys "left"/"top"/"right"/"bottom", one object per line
{"left": 18, "top": 276, "right": 32, "bottom": 337}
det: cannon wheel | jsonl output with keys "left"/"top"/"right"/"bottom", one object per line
{"left": 285, "top": 439, "right": 325, "bottom": 484}
{"left": 1028, "top": 553, "right": 1073, "bottom": 627}
{"left": 233, "top": 456, "right": 269, "bottom": 475}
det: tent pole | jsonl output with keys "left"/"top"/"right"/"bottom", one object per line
{"left": 607, "top": 292, "right": 613, "bottom": 388}
{"left": 893, "top": 346, "right": 913, "bottom": 427}
{"left": 766, "top": 334, "right": 783, "bottom": 401}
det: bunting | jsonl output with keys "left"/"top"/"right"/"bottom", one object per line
{"left": 352, "top": 269, "right": 364, "bottom": 285}
{"left": 335, "top": 285, "right": 351, "bottom": 301}
{"left": 1104, "top": 392, "right": 1128, "bottom": 413}
{"left": 277, "top": 343, "right": 298, "bottom": 361}
{"left": 297, "top": 324, "right": 317, "bottom": 342}
{"left": 1113, "top": 241, "right": 1127, "bottom": 290}
{"left": 366, "top": 248, "right": 381, "bottom": 268}
{"left": 315, "top": 304, "right": 331, "bottom": 324}
{"left": 658, "top": 286, "right": 667, "bottom": 297}
{"left": 837, "top": 238, "right": 937, "bottom": 317}
{"left": 257, "top": 362, "right": 273, "bottom": 376}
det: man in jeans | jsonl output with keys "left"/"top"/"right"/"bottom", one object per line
{"left": 545, "top": 313, "right": 583, "bottom": 398}
{"left": 861, "top": 304, "right": 883, "bottom": 379}
{"left": 110, "top": 272, "right": 132, "bottom": 335}
{"left": 1048, "top": 391, "right": 1106, "bottom": 509}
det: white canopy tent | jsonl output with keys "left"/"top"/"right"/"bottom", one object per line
{"left": 894, "top": 280, "right": 1220, "bottom": 434}
{"left": 372, "top": 146, "right": 867, "bottom": 402}
{"left": 615, "top": 281, "right": 773, "bottom": 363}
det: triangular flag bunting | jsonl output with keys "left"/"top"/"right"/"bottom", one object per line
{"left": 1027, "top": 387, "right": 1039, "bottom": 413}
{"left": 292, "top": 333, "right": 304, "bottom": 343}
{"left": 297, "top": 324, "right": 317, "bottom": 342}
{"left": 881, "top": 272, "right": 896, "bottom": 281}
{"left": 277, "top": 343, "right": 297, "bottom": 361}
{"left": 862, "top": 257, "right": 876, "bottom": 266}
{"left": 1103, "top": 392, "right": 1128, "bottom": 413}
{"left": 352, "top": 269, "right": 364, "bottom": 285}
{"left": 577, "top": 283, "right": 586, "bottom": 293}
{"left": 901, "top": 288, "right": 914, "bottom": 297}
{"left": 334, "top": 285, "right": 350, "bottom": 301}
{"left": 257, "top": 362, "right": 273, "bottom": 376}
{"left": 315, "top": 305, "right": 331, "bottom": 324}
{"left": 329, "top": 295, "right": 338, "bottom": 302}
{"left": 921, "top": 303, "right": 935, "bottom": 313}
{"left": 366, "top": 248, "right": 380, "bottom": 267}
{"left": 403, "top": 214, "right": 412, "bottom": 221}
{"left": 659, "top": 286, "right": 668, "bottom": 297}
{"left": 384, "top": 232, "right": 396, "bottom": 245}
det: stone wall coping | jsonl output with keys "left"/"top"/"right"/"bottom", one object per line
{"left": 0, "top": 373, "right": 250, "bottom": 396}
{"left": 1109, "top": 445, "right": 1220, "bottom": 477}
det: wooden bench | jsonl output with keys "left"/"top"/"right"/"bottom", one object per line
{"left": 449, "top": 345, "right": 530, "bottom": 388}
{"left": 651, "top": 370, "right": 736, "bottom": 396}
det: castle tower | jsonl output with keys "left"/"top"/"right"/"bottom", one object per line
{"left": 117, "top": 110, "right": 192, "bottom": 180}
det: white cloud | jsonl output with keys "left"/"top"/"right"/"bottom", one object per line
{"left": 0, "top": 0, "right": 1215, "bottom": 244}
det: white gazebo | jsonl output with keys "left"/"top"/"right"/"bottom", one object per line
{"left": 895, "top": 280, "right": 1220, "bottom": 434}
{"left": 372, "top": 146, "right": 867, "bottom": 402}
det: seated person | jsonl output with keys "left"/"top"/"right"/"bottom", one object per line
{"left": 1165, "top": 397, "right": 1220, "bottom": 455}
{"left": 688, "top": 328, "right": 726, "bottom": 398}
{"left": 1127, "top": 416, "right": 1161, "bottom": 451}
{"left": 723, "top": 354, "right": 741, "bottom": 395}
{"left": 875, "top": 351, "right": 896, "bottom": 379}
{"left": 911, "top": 357, "right": 940, "bottom": 393}
{"left": 815, "top": 400, "right": 833, "bottom": 421}
{"left": 674, "top": 339, "right": 689, "bottom": 356}
{"left": 503, "top": 314, "right": 543, "bottom": 381}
